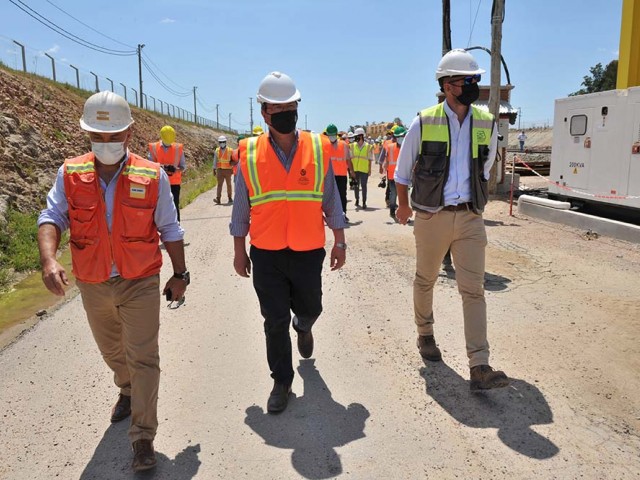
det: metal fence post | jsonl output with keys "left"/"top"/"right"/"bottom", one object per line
{"left": 89, "top": 71, "right": 99, "bottom": 92}
{"left": 12, "top": 41, "right": 26, "bottom": 72}
{"left": 131, "top": 88, "right": 138, "bottom": 107}
{"left": 70, "top": 65, "right": 80, "bottom": 89}
{"left": 44, "top": 53, "right": 56, "bottom": 81}
{"left": 120, "top": 83, "right": 127, "bottom": 101}
{"left": 106, "top": 77, "right": 114, "bottom": 92}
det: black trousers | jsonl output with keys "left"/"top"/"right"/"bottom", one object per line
{"left": 335, "top": 175, "right": 348, "bottom": 213}
{"left": 250, "top": 246, "right": 326, "bottom": 385}
{"left": 170, "top": 184, "right": 181, "bottom": 222}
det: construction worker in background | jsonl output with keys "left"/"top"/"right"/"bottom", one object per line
{"left": 232, "top": 134, "right": 245, "bottom": 177}
{"left": 346, "top": 131, "right": 357, "bottom": 191}
{"left": 231, "top": 71, "right": 347, "bottom": 414}
{"left": 213, "top": 135, "right": 236, "bottom": 204}
{"left": 148, "top": 125, "right": 186, "bottom": 222}
{"left": 253, "top": 125, "right": 265, "bottom": 136}
{"left": 324, "top": 123, "right": 354, "bottom": 222}
{"left": 373, "top": 137, "right": 382, "bottom": 164}
{"left": 37, "top": 91, "right": 189, "bottom": 472}
{"left": 395, "top": 48, "right": 509, "bottom": 392}
{"left": 350, "top": 127, "right": 374, "bottom": 209}
{"left": 380, "top": 126, "right": 406, "bottom": 220}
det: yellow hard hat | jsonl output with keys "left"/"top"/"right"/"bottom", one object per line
{"left": 160, "top": 125, "right": 176, "bottom": 144}
{"left": 252, "top": 125, "right": 264, "bottom": 136}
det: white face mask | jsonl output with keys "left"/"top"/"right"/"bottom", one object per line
{"left": 328, "top": 135, "right": 337, "bottom": 143}
{"left": 219, "top": 143, "right": 227, "bottom": 149}
{"left": 396, "top": 137, "right": 405, "bottom": 146}
{"left": 91, "top": 141, "right": 126, "bottom": 165}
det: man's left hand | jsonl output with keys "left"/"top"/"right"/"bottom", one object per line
{"left": 330, "top": 246, "right": 346, "bottom": 271}
{"left": 163, "top": 276, "right": 187, "bottom": 302}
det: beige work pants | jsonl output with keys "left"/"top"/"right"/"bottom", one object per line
{"left": 77, "top": 275, "right": 160, "bottom": 443}
{"left": 413, "top": 209, "right": 490, "bottom": 367}
{"left": 216, "top": 168, "right": 233, "bottom": 200}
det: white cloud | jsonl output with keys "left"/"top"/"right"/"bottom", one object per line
{"left": 160, "top": 18, "right": 176, "bottom": 24}
{"left": 47, "top": 44, "right": 60, "bottom": 54}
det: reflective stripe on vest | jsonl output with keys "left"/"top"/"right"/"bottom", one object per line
{"left": 149, "top": 141, "right": 183, "bottom": 185}
{"left": 384, "top": 142, "right": 399, "bottom": 180}
{"left": 216, "top": 147, "right": 233, "bottom": 169}
{"left": 239, "top": 132, "right": 329, "bottom": 251}
{"left": 63, "top": 153, "right": 162, "bottom": 283}
{"left": 350, "top": 142, "right": 372, "bottom": 173}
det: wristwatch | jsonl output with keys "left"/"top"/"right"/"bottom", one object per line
{"left": 173, "top": 270, "right": 191, "bottom": 285}
{"left": 335, "top": 242, "right": 347, "bottom": 250}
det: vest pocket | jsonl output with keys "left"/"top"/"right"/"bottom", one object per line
{"left": 70, "top": 238, "right": 101, "bottom": 280}
{"left": 120, "top": 204, "right": 155, "bottom": 241}
{"left": 68, "top": 201, "right": 99, "bottom": 238}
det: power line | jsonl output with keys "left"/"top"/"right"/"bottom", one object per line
{"left": 141, "top": 57, "right": 191, "bottom": 97}
{"left": 467, "top": 0, "right": 483, "bottom": 48}
{"left": 9, "top": 0, "right": 136, "bottom": 56}
{"left": 141, "top": 52, "right": 191, "bottom": 92}
{"left": 44, "top": 0, "right": 134, "bottom": 49}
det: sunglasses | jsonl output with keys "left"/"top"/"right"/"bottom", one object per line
{"left": 449, "top": 74, "right": 481, "bottom": 86}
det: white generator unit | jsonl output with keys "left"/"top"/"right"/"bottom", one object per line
{"left": 548, "top": 86, "right": 640, "bottom": 213}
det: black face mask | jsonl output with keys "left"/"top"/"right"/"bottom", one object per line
{"left": 455, "top": 82, "right": 480, "bottom": 106}
{"left": 270, "top": 110, "right": 298, "bottom": 134}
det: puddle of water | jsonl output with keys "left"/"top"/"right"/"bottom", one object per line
{"left": 0, "top": 249, "right": 76, "bottom": 335}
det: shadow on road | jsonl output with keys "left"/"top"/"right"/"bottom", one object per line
{"left": 80, "top": 422, "right": 201, "bottom": 479}
{"left": 437, "top": 269, "right": 511, "bottom": 292}
{"left": 420, "top": 361, "right": 558, "bottom": 459}
{"left": 244, "top": 359, "right": 370, "bottom": 479}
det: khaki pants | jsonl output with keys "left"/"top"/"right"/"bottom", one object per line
{"left": 413, "top": 209, "right": 490, "bottom": 367}
{"left": 216, "top": 168, "right": 233, "bottom": 200}
{"left": 77, "top": 275, "right": 160, "bottom": 443}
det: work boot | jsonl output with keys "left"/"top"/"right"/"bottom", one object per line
{"left": 362, "top": 202, "right": 367, "bottom": 209}
{"left": 110, "top": 394, "right": 131, "bottom": 423}
{"left": 417, "top": 335, "right": 442, "bottom": 361}
{"left": 297, "top": 330, "right": 314, "bottom": 359}
{"left": 469, "top": 365, "right": 510, "bottom": 392}
{"left": 267, "top": 382, "right": 292, "bottom": 414}
{"left": 131, "top": 439, "right": 156, "bottom": 472}
{"left": 390, "top": 208, "right": 396, "bottom": 220}
{"left": 214, "top": 197, "right": 221, "bottom": 204}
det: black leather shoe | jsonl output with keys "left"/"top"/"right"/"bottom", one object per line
{"left": 267, "top": 382, "right": 291, "bottom": 414}
{"left": 297, "top": 330, "right": 314, "bottom": 359}
{"left": 110, "top": 394, "right": 131, "bottom": 423}
{"left": 131, "top": 439, "right": 157, "bottom": 472}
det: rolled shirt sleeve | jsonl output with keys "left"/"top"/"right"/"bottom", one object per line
{"left": 37, "top": 165, "right": 70, "bottom": 232}
{"left": 229, "top": 168, "right": 251, "bottom": 237}
{"left": 322, "top": 162, "right": 347, "bottom": 230}
{"left": 155, "top": 168, "right": 184, "bottom": 242}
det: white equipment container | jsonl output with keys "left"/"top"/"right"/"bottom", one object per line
{"left": 548, "top": 86, "right": 640, "bottom": 212}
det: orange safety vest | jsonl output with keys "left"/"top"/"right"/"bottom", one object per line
{"left": 215, "top": 146, "right": 233, "bottom": 169}
{"left": 239, "top": 131, "right": 330, "bottom": 251}
{"left": 63, "top": 153, "right": 163, "bottom": 283}
{"left": 373, "top": 144, "right": 381, "bottom": 156}
{"left": 327, "top": 139, "right": 349, "bottom": 177}
{"left": 384, "top": 142, "right": 400, "bottom": 180}
{"left": 148, "top": 141, "right": 183, "bottom": 185}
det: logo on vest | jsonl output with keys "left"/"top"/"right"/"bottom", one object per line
{"left": 130, "top": 184, "right": 146, "bottom": 199}
{"left": 476, "top": 130, "right": 487, "bottom": 142}
{"left": 298, "top": 168, "right": 309, "bottom": 185}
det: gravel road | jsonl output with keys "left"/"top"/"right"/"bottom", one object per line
{"left": 1, "top": 181, "right": 639, "bottom": 479}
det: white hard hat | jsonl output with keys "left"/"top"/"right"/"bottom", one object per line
{"left": 347, "top": 132, "right": 355, "bottom": 138}
{"left": 354, "top": 127, "right": 365, "bottom": 136}
{"left": 80, "top": 91, "right": 134, "bottom": 133}
{"left": 218, "top": 135, "right": 227, "bottom": 142}
{"left": 256, "top": 71, "right": 301, "bottom": 104}
{"left": 435, "top": 48, "right": 485, "bottom": 81}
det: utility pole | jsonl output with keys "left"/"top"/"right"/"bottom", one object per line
{"left": 442, "top": 0, "right": 451, "bottom": 55}
{"left": 518, "top": 107, "right": 522, "bottom": 130}
{"left": 216, "top": 104, "right": 220, "bottom": 129}
{"left": 193, "top": 86, "right": 197, "bottom": 125}
{"left": 249, "top": 97, "right": 254, "bottom": 133}
{"left": 137, "top": 44, "right": 145, "bottom": 109}
{"left": 305, "top": 114, "right": 308, "bottom": 130}
{"left": 488, "top": 0, "right": 505, "bottom": 194}
{"left": 228, "top": 113, "right": 231, "bottom": 131}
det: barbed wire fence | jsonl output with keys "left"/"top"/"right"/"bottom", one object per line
{"left": 0, "top": 34, "right": 238, "bottom": 135}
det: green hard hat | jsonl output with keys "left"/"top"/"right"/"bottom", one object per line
{"left": 237, "top": 134, "right": 245, "bottom": 141}
{"left": 393, "top": 126, "right": 407, "bottom": 137}
{"left": 325, "top": 124, "right": 338, "bottom": 135}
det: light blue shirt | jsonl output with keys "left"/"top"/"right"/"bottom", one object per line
{"left": 395, "top": 100, "right": 497, "bottom": 212}
{"left": 38, "top": 151, "right": 184, "bottom": 277}
{"left": 229, "top": 131, "right": 347, "bottom": 238}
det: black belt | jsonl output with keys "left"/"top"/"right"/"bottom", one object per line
{"left": 442, "top": 202, "right": 472, "bottom": 211}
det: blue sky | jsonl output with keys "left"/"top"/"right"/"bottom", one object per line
{"left": 1, "top": 0, "right": 623, "bottom": 133}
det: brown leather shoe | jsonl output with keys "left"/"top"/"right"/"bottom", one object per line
{"left": 417, "top": 335, "right": 442, "bottom": 361}
{"left": 297, "top": 330, "right": 314, "bottom": 359}
{"left": 131, "top": 439, "right": 156, "bottom": 472}
{"left": 470, "top": 365, "right": 510, "bottom": 392}
{"left": 110, "top": 394, "right": 131, "bottom": 423}
{"left": 267, "top": 382, "right": 292, "bottom": 414}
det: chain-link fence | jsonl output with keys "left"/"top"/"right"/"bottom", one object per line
{"left": 0, "top": 35, "right": 237, "bottom": 134}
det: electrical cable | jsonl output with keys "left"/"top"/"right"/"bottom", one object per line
{"left": 466, "top": 0, "right": 483, "bottom": 48}
{"left": 44, "top": 0, "right": 134, "bottom": 49}
{"left": 141, "top": 52, "right": 192, "bottom": 92}
{"left": 9, "top": 0, "right": 136, "bottom": 56}
{"left": 141, "top": 57, "right": 191, "bottom": 97}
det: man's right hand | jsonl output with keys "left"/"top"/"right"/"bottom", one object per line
{"left": 41, "top": 258, "right": 69, "bottom": 296}
{"left": 233, "top": 250, "right": 251, "bottom": 277}
{"left": 396, "top": 204, "right": 414, "bottom": 225}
